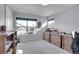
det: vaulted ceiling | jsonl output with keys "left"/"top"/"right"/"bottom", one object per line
{"left": 7, "top": 4, "right": 75, "bottom": 17}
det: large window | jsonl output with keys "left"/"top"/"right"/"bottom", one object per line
{"left": 48, "top": 19, "right": 55, "bottom": 28}
{"left": 16, "top": 17, "right": 37, "bottom": 35}
{"left": 28, "top": 20, "right": 37, "bottom": 34}
{"left": 17, "top": 20, "right": 28, "bottom": 35}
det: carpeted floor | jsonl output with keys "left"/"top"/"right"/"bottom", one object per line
{"left": 16, "top": 40, "right": 70, "bottom": 54}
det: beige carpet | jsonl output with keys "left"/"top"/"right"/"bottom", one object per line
{"left": 16, "top": 40, "right": 70, "bottom": 54}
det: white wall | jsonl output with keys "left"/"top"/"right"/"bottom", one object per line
{"left": 48, "top": 5, "right": 79, "bottom": 33}
{"left": 7, "top": 4, "right": 79, "bottom": 42}
{"left": 0, "top": 4, "right": 5, "bottom": 25}
{"left": 13, "top": 12, "right": 47, "bottom": 42}
{"left": 6, "top": 6, "right": 13, "bottom": 30}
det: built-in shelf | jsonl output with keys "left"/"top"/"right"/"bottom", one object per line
{"left": 6, "top": 41, "right": 13, "bottom": 52}
{"left": 15, "top": 40, "right": 17, "bottom": 45}
{"left": 6, "top": 48, "right": 13, "bottom": 54}
{"left": 0, "top": 31, "right": 15, "bottom": 37}
{"left": 0, "top": 31, "right": 17, "bottom": 54}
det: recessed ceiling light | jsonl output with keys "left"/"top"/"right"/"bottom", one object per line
{"left": 42, "top": 3, "right": 48, "bottom": 6}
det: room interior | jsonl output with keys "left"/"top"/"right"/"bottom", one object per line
{"left": 0, "top": 4, "right": 79, "bottom": 54}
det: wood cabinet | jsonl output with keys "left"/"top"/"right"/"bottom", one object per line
{"left": 43, "top": 32, "right": 61, "bottom": 47}
{"left": 62, "top": 35, "right": 73, "bottom": 53}
{"left": 50, "top": 33, "right": 61, "bottom": 48}
{"left": 0, "top": 31, "right": 17, "bottom": 54}
{"left": 43, "top": 32, "right": 50, "bottom": 42}
{"left": 43, "top": 32, "right": 73, "bottom": 53}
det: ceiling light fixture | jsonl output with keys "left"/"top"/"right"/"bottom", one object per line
{"left": 42, "top": 3, "right": 48, "bottom": 6}
{"left": 42, "top": 1, "right": 48, "bottom": 6}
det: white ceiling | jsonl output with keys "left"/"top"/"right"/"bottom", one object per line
{"left": 7, "top": 4, "right": 75, "bottom": 17}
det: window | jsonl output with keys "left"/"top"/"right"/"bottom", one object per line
{"left": 48, "top": 20, "right": 55, "bottom": 25}
{"left": 16, "top": 17, "right": 37, "bottom": 35}
{"left": 48, "top": 18, "right": 55, "bottom": 28}
{"left": 16, "top": 20, "right": 27, "bottom": 35}
{"left": 28, "top": 20, "right": 37, "bottom": 34}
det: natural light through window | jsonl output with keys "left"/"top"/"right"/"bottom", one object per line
{"left": 48, "top": 20, "right": 55, "bottom": 28}
{"left": 17, "top": 20, "right": 27, "bottom": 26}
{"left": 16, "top": 19, "right": 37, "bottom": 35}
{"left": 28, "top": 21, "right": 37, "bottom": 27}
{"left": 48, "top": 20, "right": 55, "bottom": 25}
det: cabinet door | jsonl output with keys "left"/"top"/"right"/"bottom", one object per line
{"left": 51, "top": 34, "right": 61, "bottom": 47}
{"left": 44, "top": 32, "right": 50, "bottom": 42}
{"left": 0, "top": 36, "right": 5, "bottom": 54}
{"left": 50, "top": 34, "right": 55, "bottom": 45}
{"left": 55, "top": 35, "right": 61, "bottom": 47}
{"left": 63, "top": 35, "right": 73, "bottom": 53}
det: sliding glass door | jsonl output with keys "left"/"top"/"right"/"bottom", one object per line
{"left": 16, "top": 17, "right": 37, "bottom": 35}
{"left": 28, "top": 20, "right": 37, "bottom": 34}
{"left": 16, "top": 20, "right": 27, "bottom": 35}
